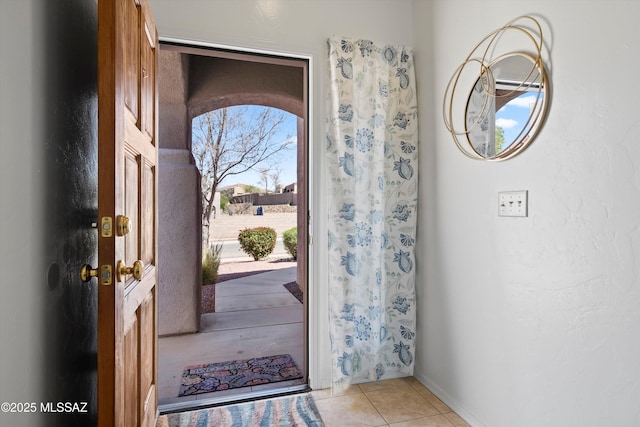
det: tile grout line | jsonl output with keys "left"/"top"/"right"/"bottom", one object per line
{"left": 359, "top": 388, "right": 390, "bottom": 426}
{"left": 360, "top": 377, "right": 456, "bottom": 427}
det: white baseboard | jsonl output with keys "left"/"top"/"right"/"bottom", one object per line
{"left": 412, "top": 370, "right": 487, "bottom": 427}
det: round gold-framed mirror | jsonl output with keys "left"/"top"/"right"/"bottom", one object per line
{"left": 443, "top": 16, "right": 550, "bottom": 161}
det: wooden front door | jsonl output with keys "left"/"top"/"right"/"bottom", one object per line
{"left": 97, "top": 0, "right": 158, "bottom": 426}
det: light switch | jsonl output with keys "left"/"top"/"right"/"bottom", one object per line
{"left": 499, "top": 191, "right": 528, "bottom": 217}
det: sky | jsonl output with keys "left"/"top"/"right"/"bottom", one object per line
{"left": 495, "top": 93, "right": 544, "bottom": 149}
{"left": 203, "top": 96, "right": 537, "bottom": 181}
{"left": 195, "top": 105, "right": 298, "bottom": 190}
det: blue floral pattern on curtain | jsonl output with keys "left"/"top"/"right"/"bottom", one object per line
{"left": 327, "top": 36, "right": 418, "bottom": 390}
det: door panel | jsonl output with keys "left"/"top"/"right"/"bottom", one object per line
{"left": 124, "top": 151, "right": 140, "bottom": 271}
{"left": 124, "top": 0, "right": 140, "bottom": 119}
{"left": 141, "top": 163, "right": 156, "bottom": 265}
{"left": 123, "top": 322, "right": 139, "bottom": 426}
{"left": 98, "top": 0, "right": 158, "bottom": 425}
{"left": 141, "top": 22, "right": 156, "bottom": 139}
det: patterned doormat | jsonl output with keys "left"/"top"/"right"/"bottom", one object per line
{"left": 179, "top": 354, "right": 303, "bottom": 397}
{"left": 158, "top": 393, "right": 323, "bottom": 427}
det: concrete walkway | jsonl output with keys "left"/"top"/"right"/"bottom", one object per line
{"left": 157, "top": 266, "right": 304, "bottom": 406}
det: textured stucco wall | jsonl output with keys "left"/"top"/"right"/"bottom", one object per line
{"left": 157, "top": 48, "right": 202, "bottom": 335}
{"left": 159, "top": 49, "right": 190, "bottom": 150}
{"left": 158, "top": 149, "right": 201, "bottom": 336}
{"left": 414, "top": 1, "right": 640, "bottom": 426}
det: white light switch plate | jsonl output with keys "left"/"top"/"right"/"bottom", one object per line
{"left": 499, "top": 191, "right": 528, "bottom": 217}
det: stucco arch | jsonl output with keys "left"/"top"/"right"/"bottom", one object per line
{"left": 190, "top": 94, "right": 303, "bottom": 122}
{"left": 187, "top": 55, "right": 305, "bottom": 120}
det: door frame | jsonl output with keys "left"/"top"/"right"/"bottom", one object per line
{"left": 156, "top": 37, "right": 318, "bottom": 412}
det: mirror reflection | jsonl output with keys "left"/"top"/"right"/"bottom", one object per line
{"left": 465, "top": 54, "right": 546, "bottom": 158}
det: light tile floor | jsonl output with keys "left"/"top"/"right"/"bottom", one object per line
{"left": 311, "top": 377, "right": 470, "bottom": 427}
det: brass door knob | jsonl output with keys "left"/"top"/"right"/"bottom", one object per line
{"left": 79, "top": 264, "right": 98, "bottom": 282}
{"left": 117, "top": 260, "right": 144, "bottom": 282}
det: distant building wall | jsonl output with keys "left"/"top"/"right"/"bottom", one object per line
{"left": 229, "top": 191, "right": 297, "bottom": 206}
{"left": 256, "top": 192, "right": 297, "bottom": 206}
{"left": 229, "top": 193, "right": 254, "bottom": 205}
{"left": 225, "top": 203, "right": 297, "bottom": 215}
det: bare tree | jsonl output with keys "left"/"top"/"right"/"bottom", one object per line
{"left": 258, "top": 167, "right": 270, "bottom": 193}
{"left": 192, "top": 106, "right": 294, "bottom": 243}
{"left": 270, "top": 168, "right": 282, "bottom": 192}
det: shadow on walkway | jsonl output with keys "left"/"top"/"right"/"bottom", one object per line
{"left": 158, "top": 266, "right": 304, "bottom": 406}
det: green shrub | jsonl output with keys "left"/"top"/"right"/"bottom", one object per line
{"left": 202, "top": 243, "right": 222, "bottom": 285}
{"left": 244, "top": 184, "right": 262, "bottom": 194}
{"left": 238, "top": 227, "right": 277, "bottom": 260}
{"left": 283, "top": 226, "right": 297, "bottom": 260}
{"left": 220, "top": 193, "right": 229, "bottom": 212}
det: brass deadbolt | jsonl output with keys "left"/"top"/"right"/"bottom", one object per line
{"left": 79, "top": 264, "right": 98, "bottom": 282}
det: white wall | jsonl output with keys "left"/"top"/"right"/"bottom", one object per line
{"left": 149, "top": 0, "right": 415, "bottom": 390}
{"left": 413, "top": 1, "right": 640, "bottom": 426}
{"left": 0, "top": 2, "right": 48, "bottom": 425}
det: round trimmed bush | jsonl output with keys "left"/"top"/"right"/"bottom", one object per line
{"left": 283, "top": 226, "right": 297, "bottom": 260}
{"left": 237, "top": 227, "right": 277, "bottom": 260}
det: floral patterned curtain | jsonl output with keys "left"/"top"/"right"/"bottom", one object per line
{"left": 327, "top": 36, "right": 419, "bottom": 390}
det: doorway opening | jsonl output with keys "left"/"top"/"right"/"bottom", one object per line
{"left": 155, "top": 41, "right": 309, "bottom": 413}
